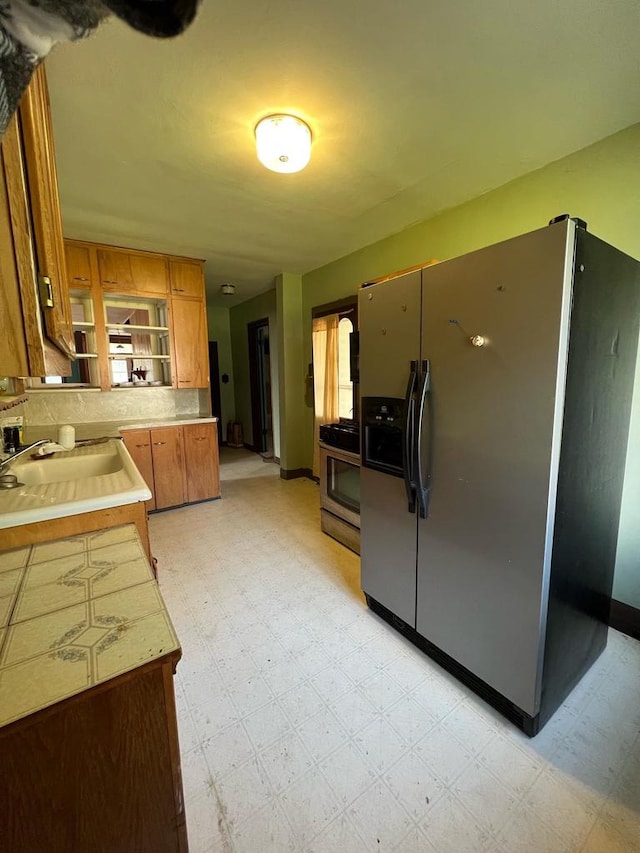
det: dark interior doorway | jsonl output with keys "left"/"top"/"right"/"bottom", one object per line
{"left": 248, "top": 318, "right": 273, "bottom": 456}
{"left": 208, "top": 341, "right": 223, "bottom": 446}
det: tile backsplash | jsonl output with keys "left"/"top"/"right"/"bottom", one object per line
{"left": 15, "top": 388, "right": 205, "bottom": 426}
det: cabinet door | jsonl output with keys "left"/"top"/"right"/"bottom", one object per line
{"left": 0, "top": 129, "right": 30, "bottom": 377}
{"left": 150, "top": 427, "right": 186, "bottom": 509}
{"left": 122, "top": 430, "right": 156, "bottom": 511}
{"left": 169, "top": 259, "right": 204, "bottom": 298}
{"left": 171, "top": 298, "right": 209, "bottom": 388}
{"left": 98, "top": 249, "right": 168, "bottom": 295}
{"left": 18, "top": 65, "right": 75, "bottom": 360}
{"left": 65, "top": 242, "right": 93, "bottom": 290}
{"left": 184, "top": 422, "right": 220, "bottom": 502}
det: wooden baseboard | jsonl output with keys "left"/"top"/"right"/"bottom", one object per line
{"left": 609, "top": 599, "right": 640, "bottom": 640}
{"left": 280, "top": 467, "right": 313, "bottom": 481}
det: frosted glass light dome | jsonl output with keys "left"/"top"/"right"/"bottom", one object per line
{"left": 255, "top": 114, "right": 312, "bottom": 174}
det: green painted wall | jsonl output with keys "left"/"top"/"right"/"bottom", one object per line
{"left": 229, "top": 289, "right": 279, "bottom": 456}
{"left": 299, "top": 121, "right": 640, "bottom": 607}
{"left": 206, "top": 306, "right": 235, "bottom": 433}
{"left": 276, "top": 273, "right": 307, "bottom": 473}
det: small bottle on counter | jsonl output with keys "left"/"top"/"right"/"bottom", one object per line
{"left": 57, "top": 424, "right": 76, "bottom": 450}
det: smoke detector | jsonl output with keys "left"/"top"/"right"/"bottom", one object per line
{"left": 220, "top": 283, "right": 236, "bottom": 296}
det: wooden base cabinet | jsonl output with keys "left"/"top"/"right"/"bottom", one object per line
{"left": 184, "top": 422, "right": 220, "bottom": 502}
{"left": 151, "top": 426, "right": 188, "bottom": 510}
{"left": 0, "top": 654, "right": 187, "bottom": 853}
{"left": 122, "top": 432, "right": 157, "bottom": 512}
{"left": 123, "top": 423, "right": 219, "bottom": 512}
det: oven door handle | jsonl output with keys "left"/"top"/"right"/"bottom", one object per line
{"left": 402, "top": 360, "right": 418, "bottom": 514}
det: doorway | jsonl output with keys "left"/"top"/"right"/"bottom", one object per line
{"left": 208, "top": 341, "right": 223, "bottom": 446}
{"left": 248, "top": 318, "right": 273, "bottom": 457}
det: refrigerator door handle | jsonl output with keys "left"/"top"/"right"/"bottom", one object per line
{"left": 402, "top": 360, "right": 418, "bottom": 513}
{"left": 416, "top": 358, "right": 431, "bottom": 519}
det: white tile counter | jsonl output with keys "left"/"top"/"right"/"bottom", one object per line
{"left": 0, "top": 524, "right": 180, "bottom": 728}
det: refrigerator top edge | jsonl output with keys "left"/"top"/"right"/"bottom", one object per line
{"left": 359, "top": 219, "right": 583, "bottom": 294}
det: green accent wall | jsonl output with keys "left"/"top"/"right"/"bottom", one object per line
{"left": 299, "top": 121, "right": 640, "bottom": 608}
{"left": 229, "top": 289, "right": 279, "bottom": 456}
{"left": 276, "top": 273, "right": 307, "bottom": 473}
{"left": 206, "top": 306, "right": 235, "bottom": 434}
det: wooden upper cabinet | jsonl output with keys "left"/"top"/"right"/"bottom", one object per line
{"left": 0, "top": 64, "right": 72, "bottom": 377}
{"left": 169, "top": 259, "right": 204, "bottom": 299}
{"left": 18, "top": 66, "right": 75, "bottom": 360}
{"left": 98, "top": 248, "right": 168, "bottom": 295}
{"left": 0, "top": 137, "right": 31, "bottom": 377}
{"left": 171, "top": 297, "right": 209, "bottom": 389}
{"left": 64, "top": 243, "right": 93, "bottom": 289}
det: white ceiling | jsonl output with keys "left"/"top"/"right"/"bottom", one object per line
{"left": 46, "top": 0, "right": 640, "bottom": 307}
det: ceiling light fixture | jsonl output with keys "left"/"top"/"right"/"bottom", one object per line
{"left": 255, "top": 114, "right": 312, "bottom": 174}
{"left": 220, "top": 283, "right": 236, "bottom": 296}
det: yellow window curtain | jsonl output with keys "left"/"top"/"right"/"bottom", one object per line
{"left": 312, "top": 314, "right": 340, "bottom": 477}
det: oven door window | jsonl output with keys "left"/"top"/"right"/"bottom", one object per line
{"left": 327, "top": 456, "right": 360, "bottom": 514}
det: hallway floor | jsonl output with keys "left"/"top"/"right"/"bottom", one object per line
{"left": 150, "top": 449, "right": 640, "bottom": 853}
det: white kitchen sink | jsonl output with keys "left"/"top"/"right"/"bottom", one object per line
{"left": 14, "top": 448, "right": 124, "bottom": 485}
{"left": 0, "top": 439, "right": 151, "bottom": 529}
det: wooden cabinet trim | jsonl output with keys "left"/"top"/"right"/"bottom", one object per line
{"left": 2, "top": 502, "right": 152, "bottom": 562}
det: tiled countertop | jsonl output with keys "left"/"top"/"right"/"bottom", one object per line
{"left": 0, "top": 524, "right": 180, "bottom": 728}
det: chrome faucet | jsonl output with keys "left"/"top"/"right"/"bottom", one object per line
{"left": 0, "top": 439, "right": 53, "bottom": 476}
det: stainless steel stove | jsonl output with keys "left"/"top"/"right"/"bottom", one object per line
{"left": 318, "top": 420, "right": 361, "bottom": 554}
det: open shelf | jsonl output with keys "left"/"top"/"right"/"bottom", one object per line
{"left": 108, "top": 354, "right": 171, "bottom": 361}
{"left": 106, "top": 324, "right": 169, "bottom": 333}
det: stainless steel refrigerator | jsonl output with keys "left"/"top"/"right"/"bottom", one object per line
{"left": 358, "top": 217, "right": 640, "bottom": 735}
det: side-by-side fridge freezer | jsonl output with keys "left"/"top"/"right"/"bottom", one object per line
{"left": 358, "top": 217, "right": 640, "bottom": 735}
